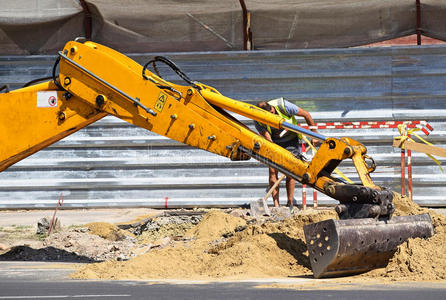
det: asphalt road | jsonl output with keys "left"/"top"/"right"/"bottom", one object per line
{"left": 1, "top": 280, "right": 446, "bottom": 300}
{"left": 0, "top": 262, "right": 445, "bottom": 300}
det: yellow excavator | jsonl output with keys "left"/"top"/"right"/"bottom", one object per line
{"left": 0, "top": 39, "right": 434, "bottom": 278}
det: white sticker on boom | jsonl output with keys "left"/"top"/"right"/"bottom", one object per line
{"left": 37, "top": 91, "right": 58, "bottom": 107}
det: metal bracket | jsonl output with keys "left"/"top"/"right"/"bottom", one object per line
{"left": 58, "top": 51, "right": 157, "bottom": 116}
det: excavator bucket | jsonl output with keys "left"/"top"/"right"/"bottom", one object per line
{"left": 303, "top": 213, "right": 434, "bottom": 278}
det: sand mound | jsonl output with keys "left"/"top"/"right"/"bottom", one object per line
{"left": 86, "top": 222, "right": 134, "bottom": 241}
{"left": 185, "top": 210, "right": 246, "bottom": 241}
{"left": 364, "top": 193, "right": 446, "bottom": 281}
{"left": 72, "top": 195, "right": 446, "bottom": 281}
{"left": 72, "top": 209, "right": 336, "bottom": 280}
{"left": 137, "top": 223, "right": 194, "bottom": 244}
{"left": 134, "top": 213, "right": 202, "bottom": 244}
{"left": 392, "top": 192, "right": 429, "bottom": 216}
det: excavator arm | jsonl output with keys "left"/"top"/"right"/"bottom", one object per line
{"left": 1, "top": 40, "right": 392, "bottom": 218}
{"left": 0, "top": 40, "right": 433, "bottom": 278}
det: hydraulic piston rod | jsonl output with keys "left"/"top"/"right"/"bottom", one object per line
{"left": 281, "top": 122, "right": 327, "bottom": 141}
{"left": 200, "top": 89, "right": 327, "bottom": 141}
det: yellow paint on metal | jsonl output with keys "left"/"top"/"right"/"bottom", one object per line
{"left": 154, "top": 92, "right": 168, "bottom": 112}
{"left": 0, "top": 81, "right": 106, "bottom": 172}
{"left": 200, "top": 88, "right": 284, "bottom": 129}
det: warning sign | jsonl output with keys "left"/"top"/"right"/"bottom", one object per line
{"left": 154, "top": 92, "right": 168, "bottom": 112}
{"left": 37, "top": 91, "right": 58, "bottom": 108}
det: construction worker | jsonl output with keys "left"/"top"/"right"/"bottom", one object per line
{"left": 255, "top": 98, "right": 318, "bottom": 209}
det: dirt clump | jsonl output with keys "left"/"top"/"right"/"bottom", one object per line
{"left": 185, "top": 210, "right": 247, "bottom": 241}
{"left": 72, "top": 208, "right": 337, "bottom": 280}
{"left": 86, "top": 222, "right": 134, "bottom": 241}
{"left": 136, "top": 214, "right": 202, "bottom": 244}
{"left": 392, "top": 192, "right": 429, "bottom": 216}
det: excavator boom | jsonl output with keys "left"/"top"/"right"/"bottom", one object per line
{"left": 0, "top": 40, "right": 433, "bottom": 278}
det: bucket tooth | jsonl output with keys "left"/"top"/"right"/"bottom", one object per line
{"left": 303, "top": 213, "right": 434, "bottom": 278}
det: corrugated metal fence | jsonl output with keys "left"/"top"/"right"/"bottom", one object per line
{"left": 1, "top": 45, "right": 445, "bottom": 208}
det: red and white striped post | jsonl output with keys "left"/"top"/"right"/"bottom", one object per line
{"left": 313, "top": 189, "right": 318, "bottom": 208}
{"left": 289, "top": 120, "right": 432, "bottom": 206}
{"left": 401, "top": 146, "right": 406, "bottom": 196}
{"left": 301, "top": 142, "right": 318, "bottom": 209}
{"left": 407, "top": 136, "right": 413, "bottom": 201}
{"left": 48, "top": 192, "right": 64, "bottom": 236}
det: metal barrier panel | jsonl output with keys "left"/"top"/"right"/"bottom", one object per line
{"left": 0, "top": 46, "right": 445, "bottom": 208}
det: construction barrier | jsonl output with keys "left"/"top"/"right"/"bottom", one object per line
{"left": 393, "top": 122, "right": 435, "bottom": 201}
{"left": 299, "top": 120, "right": 432, "bottom": 133}
{"left": 298, "top": 120, "right": 432, "bottom": 209}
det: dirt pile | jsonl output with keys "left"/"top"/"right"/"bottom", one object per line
{"left": 364, "top": 193, "right": 446, "bottom": 281}
{"left": 0, "top": 211, "right": 203, "bottom": 263}
{"left": 86, "top": 222, "right": 134, "bottom": 241}
{"left": 185, "top": 210, "right": 247, "bottom": 241}
{"left": 136, "top": 213, "right": 202, "bottom": 244}
{"left": 72, "top": 209, "right": 337, "bottom": 280}
{"left": 0, "top": 228, "right": 138, "bottom": 262}
{"left": 3, "top": 194, "right": 444, "bottom": 282}
{"left": 392, "top": 192, "right": 429, "bottom": 216}
{"left": 44, "top": 228, "right": 139, "bottom": 261}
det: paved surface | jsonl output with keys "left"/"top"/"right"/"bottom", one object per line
{"left": 0, "top": 262, "right": 445, "bottom": 300}
{"left": 1, "top": 280, "right": 446, "bottom": 300}
{"left": 0, "top": 208, "right": 162, "bottom": 227}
